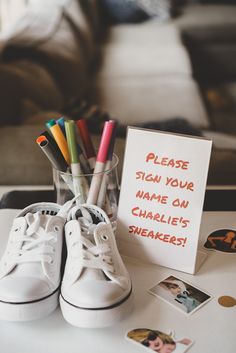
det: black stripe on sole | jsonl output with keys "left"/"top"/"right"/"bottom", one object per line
{"left": 0, "top": 286, "right": 60, "bottom": 305}
{"left": 60, "top": 287, "right": 132, "bottom": 311}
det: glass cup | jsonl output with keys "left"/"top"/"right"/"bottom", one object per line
{"left": 53, "top": 154, "right": 119, "bottom": 227}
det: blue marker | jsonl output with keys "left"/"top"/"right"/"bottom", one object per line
{"left": 56, "top": 117, "right": 66, "bottom": 136}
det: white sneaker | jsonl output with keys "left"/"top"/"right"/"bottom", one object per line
{"left": 60, "top": 204, "right": 133, "bottom": 328}
{"left": 0, "top": 202, "right": 67, "bottom": 321}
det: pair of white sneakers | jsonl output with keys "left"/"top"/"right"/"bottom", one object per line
{"left": 0, "top": 199, "right": 133, "bottom": 328}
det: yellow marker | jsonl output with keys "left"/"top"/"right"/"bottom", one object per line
{"left": 46, "top": 119, "right": 70, "bottom": 165}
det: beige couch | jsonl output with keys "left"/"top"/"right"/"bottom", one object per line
{"left": 0, "top": 0, "right": 236, "bottom": 185}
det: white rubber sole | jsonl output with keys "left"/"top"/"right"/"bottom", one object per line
{"left": 0, "top": 290, "right": 59, "bottom": 322}
{"left": 60, "top": 291, "right": 134, "bottom": 328}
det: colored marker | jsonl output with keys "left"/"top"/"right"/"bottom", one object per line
{"left": 76, "top": 118, "right": 96, "bottom": 170}
{"left": 36, "top": 135, "right": 74, "bottom": 193}
{"left": 56, "top": 117, "right": 66, "bottom": 136}
{"left": 46, "top": 119, "right": 70, "bottom": 165}
{"left": 36, "top": 135, "right": 67, "bottom": 172}
{"left": 56, "top": 117, "right": 91, "bottom": 174}
{"left": 97, "top": 122, "right": 117, "bottom": 208}
{"left": 86, "top": 120, "right": 115, "bottom": 205}
{"left": 40, "top": 130, "right": 68, "bottom": 168}
{"left": 65, "top": 120, "right": 88, "bottom": 203}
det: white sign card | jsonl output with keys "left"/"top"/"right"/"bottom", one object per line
{"left": 117, "top": 127, "right": 212, "bottom": 274}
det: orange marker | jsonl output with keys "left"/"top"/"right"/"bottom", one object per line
{"left": 46, "top": 119, "right": 70, "bottom": 165}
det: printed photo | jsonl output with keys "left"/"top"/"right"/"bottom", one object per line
{"left": 148, "top": 275, "right": 212, "bottom": 315}
{"left": 127, "top": 328, "right": 193, "bottom": 353}
{"left": 204, "top": 229, "right": 236, "bottom": 253}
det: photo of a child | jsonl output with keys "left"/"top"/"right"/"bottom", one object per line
{"left": 127, "top": 328, "right": 192, "bottom": 353}
{"left": 204, "top": 229, "right": 236, "bottom": 253}
{"left": 148, "top": 275, "right": 211, "bottom": 315}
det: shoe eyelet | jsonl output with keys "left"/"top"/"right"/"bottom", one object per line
{"left": 101, "top": 234, "right": 108, "bottom": 241}
{"left": 69, "top": 231, "right": 72, "bottom": 236}
{"left": 54, "top": 226, "right": 60, "bottom": 232}
{"left": 14, "top": 228, "right": 20, "bottom": 232}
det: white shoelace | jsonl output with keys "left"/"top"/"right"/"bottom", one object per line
{"left": 68, "top": 206, "right": 115, "bottom": 274}
{"left": 9, "top": 196, "right": 83, "bottom": 265}
{"left": 7, "top": 196, "right": 84, "bottom": 265}
{"left": 10, "top": 212, "right": 56, "bottom": 266}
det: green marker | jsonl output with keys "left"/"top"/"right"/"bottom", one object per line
{"left": 65, "top": 120, "right": 79, "bottom": 163}
{"left": 65, "top": 120, "right": 87, "bottom": 203}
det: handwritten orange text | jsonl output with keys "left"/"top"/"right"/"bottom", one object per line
{"left": 136, "top": 171, "right": 161, "bottom": 183}
{"left": 145, "top": 153, "right": 189, "bottom": 170}
{"left": 128, "top": 225, "right": 187, "bottom": 247}
{"left": 131, "top": 206, "right": 190, "bottom": 228}
{"left": 165, "top": 177, "right": 194, "bottom": 191}
{"left": 136, "top": 190, "right": 168, "bottom": 204}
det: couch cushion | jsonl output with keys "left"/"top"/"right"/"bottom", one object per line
{"left": 100, "top": 21, "right": 191, "bottom": 77}
{"left": 107, "top": 20, "right": 182, "bottom": 46}
{"left": 94, "top": 76, "right": 209, "bottom": 128}
{"left": 99, "top": 45, "right": 191, "bottom": 77}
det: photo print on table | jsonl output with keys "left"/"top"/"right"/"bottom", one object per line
{"left": 204, "top": 229, "right": 236, "bottom": 253}
{"left": 148, "top": 275, "right": 212, "bottom": 315}
{"left": 127, "top": 328, "right": 193, "bottom": 353}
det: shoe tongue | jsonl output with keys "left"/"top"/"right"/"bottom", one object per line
{"left": 79, "top": 268, "right": 107, "bottom": 281}
{"left": 86, "top": 224, "right": 97, "bottom": 244}
{"left": 79, "top": 222, "right": 109, "bottom": 282}
{"left": 26, "top": 212, "right": 52, "bottom": 238}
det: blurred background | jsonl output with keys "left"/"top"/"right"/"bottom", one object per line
{"left": 0, "top": 0, "right": 236, "bottom": 186}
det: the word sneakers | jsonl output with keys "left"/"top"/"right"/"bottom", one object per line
{"left": 0, "top": 202, "right": 67, "bottom": 321}
{"left": 60, "top": 204, "right": 133, "bottom": 328}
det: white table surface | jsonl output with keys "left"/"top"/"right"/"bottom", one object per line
{"left": 0, "top": 207, "right": 235, "bottom": 353}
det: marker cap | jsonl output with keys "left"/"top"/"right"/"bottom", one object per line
{"left": 97, "top": 121, "right": 115, "bottom": 163}
{"left": 36, "top": 135, "right": 47, "bottom": 145}
{"left": 46, "top": 119, "right": 56, "bottom": 129}
{"left": 56, "top": 117, "right": 66, "bottom": 135}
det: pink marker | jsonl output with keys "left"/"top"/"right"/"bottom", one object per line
{"left": 86, "top": 120, "right": 115, "bottom": 205}
{"left": 97, "top": 122, "right": 117, "bottom": 208}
